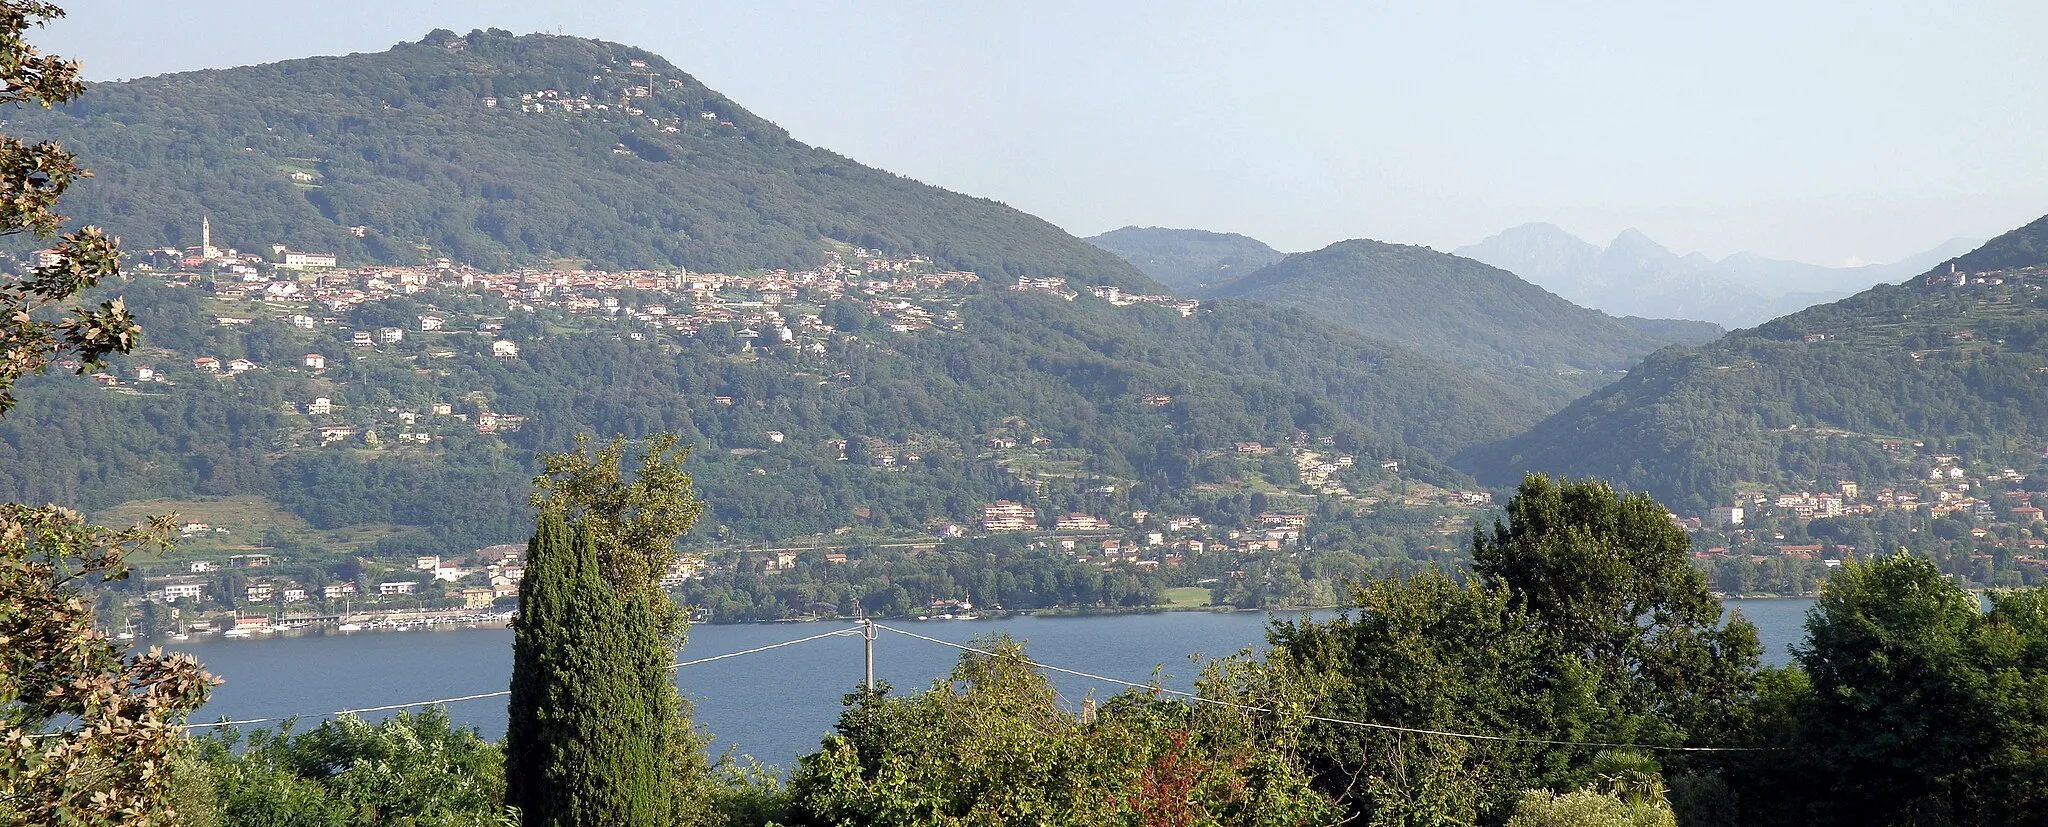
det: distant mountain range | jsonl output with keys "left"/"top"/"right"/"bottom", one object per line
{"left": 1455, "top": 224, "right": 1980, "bottom": 328}
{"left": 1085, "top": 230, "right": 1726, "bottom": 399}
{"left": 1458, "top": 213, "right": 2048, "bottom": 515}
{"left": 1202, "top": 239, "right": 1707, "bottom": 380}
{"left": 1083, "top": 227, "right": 1285, "bottom": 292}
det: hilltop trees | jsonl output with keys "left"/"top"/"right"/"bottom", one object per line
{"left": 1269, "top": 475, "right": 1762, "bottom": 823}
{"left": 0, "top": 2, "right": 215, "bottom": 824}
{"left": 1472, "top": 475, "right": 1764, "bottom": 743}
{"left": 506, "top": 435, "right": 712, "bottom": 827}
{"left": 1762, "top": 554, "right": 2048, "bottom": 825}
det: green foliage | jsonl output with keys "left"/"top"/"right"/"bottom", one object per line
{"left": 510, "top": 435, "right": 713, "bottom": 827}
{"left": 531, "top": 434, "right": 703, "bottom": 628}
{"left": 2, "top": 278, "right": 1536, "bottom": 562}
{"left": 785, "top": 635, "right": 1340, "bottom": 827}
{"left": 0, "top": 1, "right": 136, "bottom": 416}
{"left": 1203, "top": 238, "right": 1683, "bottom": 391}
{"left": 1474, "top": 476, "right": 1764, "bottom": 743}
{"left": 5, "top": 29, "right": 1153, "bottom": 289}
{"left": 1084, "top": 226, "right": 1284, "bottom": 293}
{"left": 506, "top": 518, "right": 673, "bottom": 827}
{"left": 197, "top": 709, "right": 509, "bottom": 827}
{"left": 1942, "top": 213, "right": 2048, "bottom": 276}
{"left": 1465, "top": 223, "right": 2048, "bottom": 513}
{"left": 1268, "top": 477, "right": 1759, "bottom": 824}
{"left": 1767, "top": 553, "right": 2048, "bottom": 825}
{"left": 1611, "top": 316, "right": 1724, "bottom": 347}
{"left": 1503, "top": 789, "right": 1674, "bottom": 827}
{"left": 0, "top": 6, "right": 215, "bottom": 823}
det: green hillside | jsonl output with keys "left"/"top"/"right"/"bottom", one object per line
{"left": 0, "top": 29, "right": 1585, "bottom": 621}
{"left": 8, "top": 28, "right": 1150, "bottom": 288}
{"left": 1, "top": 276, "right": 1534, "bottom": 557}
{"left": 1202, "top": 239, "right": 1693, "bottom": 395}
{"left": 1616, "top": 315, "right": 1725, "bottom": 345}
{"left": 1084, "top": 226, "right": 1285, "bottom": 292}
{"left": 1459, "top": 215, "right": 2048, "bottom": 515}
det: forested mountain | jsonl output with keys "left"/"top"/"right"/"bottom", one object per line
{"left": 1083, "top": 226, "right": 1285, "bottom": 292}
{"left": 1614, "top": 315, "right": 1725, "bottom": 345}
{"left": 1458, "top": 223, "right": 1979, "bottom": 328}
{"left": 1200, "top": 238, "right": 1696, "bottom": 394}
{"left": 4, "top": 28, "right": 1151, "bottom": 289}
{"left": 0, "top": 276, "right": 1540, "bottom": 557}
{"left": 0, "top": 29, "right": 1592, "bottom": 618}
{"left": 1459, "top": 214, "right": 2048, "bottom": 514}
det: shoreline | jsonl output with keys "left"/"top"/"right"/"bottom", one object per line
{"left": 140, "top": 595, "right": 1812, "bottom": 644}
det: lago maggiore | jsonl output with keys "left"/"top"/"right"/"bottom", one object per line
{"left": 11, "top": 4, "right": 2048, "bottom": 825}
{"left": 171, "top": 601, "right": 1817, "bottom": 767}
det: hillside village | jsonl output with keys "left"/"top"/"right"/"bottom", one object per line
{"left": 1675, "top": 263, "right": 2048, "bottom": 588}
{"left": 64, "top": 219, "right": 1511, "bottom": 630}
{"left": 76, "top": 248, "right": 2048, "bottom": 629}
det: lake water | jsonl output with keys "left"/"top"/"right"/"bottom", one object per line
{"left": 169, "top": 599, "right": 1814, "bottom": 768}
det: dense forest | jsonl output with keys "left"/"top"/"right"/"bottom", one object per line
{"left": 0, "top": 276, "right": 1543, "bottom": 562}
{"left": 1461, "top": 215, "right": 2048, "bottom": 514}
{"left": 4, "top": 29, "right": 1154, "bottom": 290}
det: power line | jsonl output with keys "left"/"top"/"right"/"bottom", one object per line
{"left": 71, "top": 622, "right": 1767, "bottom": 755}
{"left": 171, "top": 627, "right": 863, "bottom": 733}
{"left": 871, "top": 623, "right": 1769, "bottom": 754}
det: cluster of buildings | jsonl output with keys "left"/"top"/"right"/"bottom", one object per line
{"left": 138, "top": 225, "right": 1004, "bottom": 354}
{"left": 1008, "top": 277, "right": 1201, "bottom": 316}
{"left": 1924, "top": 262, "right": 2048, "bottom": 289}
{"left": 141, "top": 545, "right": 529, "bottom": 614}
{"left": 1712, "top": 458, "right": 2038, "bottom": 530}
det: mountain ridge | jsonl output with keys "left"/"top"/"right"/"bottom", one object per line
{"left": 1457, "top": 213, "right": 2048, "bottom": 515}
{"left": 1198, "top": 238, "right": 1719, "bottom": 397}
{"left": 1083, "top": 226, "right": 1285, "bottom": 293}
{"left": 1457, "top": 223, "right": 1980, "bottom": 327}
{"left": 12, "top": 28, "right": 1158, "bottom": 291}
{"left": 0, "top": 30, "right": 1571, "bottom": 566}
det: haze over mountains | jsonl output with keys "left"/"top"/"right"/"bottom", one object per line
{"left": 1458, "top": 214, "right": 2048, "bottom": 515}
{"left": 1457, "top": 223, "right": 1980, "bottom": 328}
{"left": 6, "top": 25, "right": 2044, "bottom": 566}
{"left": 1087, "top": 228, "right": 1725, "bottom": 398}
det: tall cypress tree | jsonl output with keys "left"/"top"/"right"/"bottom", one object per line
{"left": 513, "top": 435, "right": 712, "bottom": 825}
{"left": 505, "top": 511, "right": 573, "bottom": 824}
{"left": 508, "top": 516, "right": 673, "bottom": 827}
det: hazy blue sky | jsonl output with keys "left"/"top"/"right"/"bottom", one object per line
{"left": 34, "top": 0, "right": 2048, "bottom": 265}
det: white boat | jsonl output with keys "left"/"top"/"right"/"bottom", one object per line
{"left": 115, "top": 632, "right": 135, "bottom": 641}
{"left": 169, "top": 633, "right": 190, "bottom": 641}
{"left": 336, "top": 623, "right": 363, "bottom": 632}
{"left": 223, "top": 628, "right": 253, "bottom": 639}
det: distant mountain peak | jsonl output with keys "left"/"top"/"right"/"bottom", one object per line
{"left": 1607, "top": 228, "right": 1675, "bottom": 256}
{"left": 9, "top": 30, "right": 1153, "bottom": 288}
{"left": 1202, "top": 236, "right": 1697, "bottom": 383}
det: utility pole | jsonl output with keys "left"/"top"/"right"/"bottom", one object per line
{"left": 862, "top": 618, "right": 876, "bottom": 692}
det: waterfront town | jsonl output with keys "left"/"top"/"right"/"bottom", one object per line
{"left": 71, "top": 231, "right": 2048, "bottom": 638}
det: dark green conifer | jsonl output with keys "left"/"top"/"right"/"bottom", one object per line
{"left": 507, "top": 516, "right": 675, "bottom": 827}
{"left": 505, "top": 511, "right": 572, "bottom": 824}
